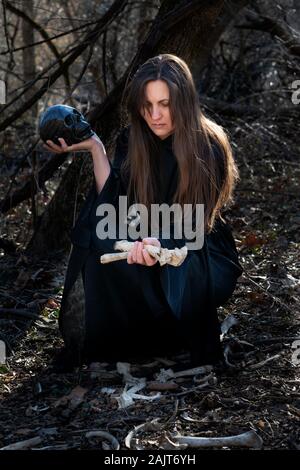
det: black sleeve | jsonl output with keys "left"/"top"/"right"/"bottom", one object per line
{"left": 70, "top": 128, "right": 130, "bottom": 248}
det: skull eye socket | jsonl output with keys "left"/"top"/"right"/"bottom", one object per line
{"left": 64, "top": 114, "right": 74, "bottom": 126}
{"left": 73, "top": 109, "right": 82, "bottom": 121}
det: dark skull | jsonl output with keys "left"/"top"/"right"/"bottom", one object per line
{"left": 39, "top": 104, "right": 94, "bottom": 146}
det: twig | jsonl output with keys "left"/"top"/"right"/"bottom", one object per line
{"left": 253, "top": 336, "right": 300, "bottom": 345}
{"left": 243, "top": 270, "right": 294, "bottom": 313}
{"left": 248, "top": 354, "right": 281, "bottom": 370}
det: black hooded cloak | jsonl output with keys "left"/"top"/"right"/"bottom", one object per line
{"left": 59, "top": 126, "right": 243, "bottom": 365}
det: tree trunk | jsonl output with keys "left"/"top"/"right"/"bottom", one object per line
{"left": 22, "top": 0, "right": 37, "bottom": 118}
{"left": 28, "top": 0, "right": 249, "bottom": 256}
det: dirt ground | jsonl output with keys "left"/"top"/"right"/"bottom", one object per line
{"left": 0, "top": 135, "right": 299, "bottom": 451}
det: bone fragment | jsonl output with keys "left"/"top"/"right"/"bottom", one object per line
{"left": 155, "top": 365, "right": 213, "bottom": 383}
{"left": 125, "top": 418, "right": 162, "bottom": 449}
{"left": 171, "top": 430, "right": 263, "bottom": 449}
{"left": 100, "top": 240, "right": 188, "bottom": 267}
{"left": 0, "top": 436, "right": 42, "bottom": 450}
{"left": 85, "top": 431, "right": 120, "bottom": 450}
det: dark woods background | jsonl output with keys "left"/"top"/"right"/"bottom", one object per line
{"left": 0, "top": 0, "right": 299, "bottom": 452}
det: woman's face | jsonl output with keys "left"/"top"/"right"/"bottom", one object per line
{"left": 141, "top": 80, "right": 174, "bottom": 140}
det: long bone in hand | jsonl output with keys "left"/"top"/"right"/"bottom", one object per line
{"left": 100, "top": 240, "right": 188, "bottom": 267}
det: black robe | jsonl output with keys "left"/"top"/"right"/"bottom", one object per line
{"left": 59, "top": 126, "right": 243, "bottom": 365}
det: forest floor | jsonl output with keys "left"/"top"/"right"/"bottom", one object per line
{"left": 0, "top": 132, "right": 299, "bottom": 451}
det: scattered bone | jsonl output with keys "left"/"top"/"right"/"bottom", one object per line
{"left": 158, "top": 432, "right": 188, "bottom": 450}
{"left": 171, "top": 430, "right": 263, "bottom": 449}
{"left": 100, "top": 240, "right": 188, "bottom": 267}
{"left": 101, "top": 387, "right": 116, "bottom": 395}
{"left": 220, "top": 314, "right": 239, "bottom": 340}
{"left": 125, "top": 418, "right": 162, "bottom": 449}
{"left": 125, "top": 422, "right": 262, "bottom": 450}
{"left": 116, "top": 381, "right": 160, "bottom": 409}
{"left": 193, "top": 372, "right": 217, "bottom": 385}
{"left": 147, "top": 381, "right": 179, "bottom": 391}
{"left": 32, "top": 444, "right": 72, "bottom": 450}
{"left": 89, "top": 362, "right": 118, "bottom": 380}
{"left": 116, "top": 381, "right": 146, "bottom": 408}
{"left": 115, "top": 362, "right": 161, "bottom": 408}
{"left": 180, "top": 412, "right": 204, "bottom": 423}
{"left": 116, "top": 361, "right": 145, "bottom": 386}
{"left": 155, "top": 365, "right": 213, "bottom": 383}
{"left": 34, "top": 445, "right": 70, "bottom": 450}
{"left": 0, "top": 436, "right": 42, "bottom": 450}
{"left": 85, "top": 431, "right": 120, "bottom": 450}
{"left": 53, "top": 385, "right": 88, "bottom": 410}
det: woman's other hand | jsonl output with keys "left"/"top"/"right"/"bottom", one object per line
{"left": 43, "top": 134, "right": 103, "bottom": 154}
{"left": 127, "top": 238, "right": 161, "bottom": 266}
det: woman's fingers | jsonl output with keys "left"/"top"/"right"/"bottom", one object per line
{"left": 43, "top": 135, "right": 103, "bottom": 154}
{"left": 126, "top": 241, "right": 157, "bottom": 266}
{"left": 142, "top": 248, "right": 156, "bottom": 266}
{"left": 127, "top": 242, "right": 138, "bottom": 264}
{"left": 44, "top": 139, "right": 64, "bottom": 153}
{"left": 44, "top": 138, "right": 74, "bottom": 153}
{"left": 58, "top": 137, "right": 69, "bottom": 150}
{"left": 131, "top": 241, "right": 139, "bottom": 263}
{"left": 127, "top": 251, "right": 133, "bottom": 264}
{"left": 142, "top": 237, "right": 161, "bottom": 248}
{"left": 136, "top": 241, "right": 144, "bottom": 264}
{"left": 43, "top": 143, "right": 55, "bottom": 152}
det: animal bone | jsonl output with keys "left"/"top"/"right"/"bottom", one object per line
{"left": 100, "top": 240, "right": 188, "bottom": 267}
{"left": 116, "top": 361, "right": 144, "bottom": 386}
{"left": 171, "top": 430, "right": 263, "bottom": 449}
{"left": 0, "top": 436, "right": 42, "bottom": 450}
{"left": 85, "top": 431, "right": 120, "bottom": 450}
{"left": 220, "top": 314, "right": 239, "bottom": 340}
{"left": 125, "top": 418, "right": 162, "bottom": 449}
{"left": 155, "top": 365, "right": 213, "bottom": 383}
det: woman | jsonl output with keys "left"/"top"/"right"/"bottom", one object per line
{"left": 44, "top": 54, "right": 243, "bottom": 369}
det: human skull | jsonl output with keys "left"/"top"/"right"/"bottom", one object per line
{"left": 39, "top": 104, "right": 94, "bottom": 146}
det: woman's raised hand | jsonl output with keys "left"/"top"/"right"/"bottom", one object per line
{"left": 127, "top": 238, "right": 161, "bottom": 267}
{"left": 43, "top": 134, "right": 103, "bottom": 154}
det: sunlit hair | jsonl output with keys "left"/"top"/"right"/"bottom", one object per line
{"left": 121, "top": 53, "right": 239, "bottom": 233}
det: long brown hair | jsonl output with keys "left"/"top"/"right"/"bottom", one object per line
{"left": 121, "top": 54, "right": 239, "bottom": 234}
